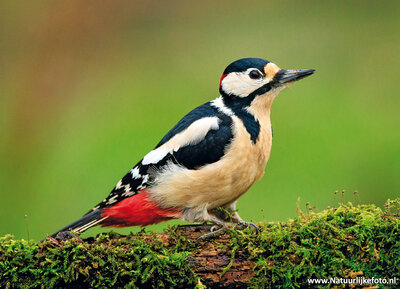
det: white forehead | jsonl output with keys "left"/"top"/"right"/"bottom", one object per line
{"left": 221, "top": 68, "right": 270, "bottom": 98}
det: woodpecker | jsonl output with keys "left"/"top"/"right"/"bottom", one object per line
{"left": 47, "top": 58, "right": 314, "bottom": 241}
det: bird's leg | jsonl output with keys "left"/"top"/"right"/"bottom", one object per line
{"left": 225, "top": 202, "right": 259, "bottom": 232}
{"left": 182, "top": 204, "right": 257, "bottom": 243}
{"left": 181, "top": 206, "right": 232, "bottom": 242}
{"left": 207, "top": 206, "right": 235, "bottom": 232}
{"left": 197, "top": 209, "right": 258, "bottom": 242}
{"left": 196, "top": 216, "right": 232, "bottom": 242}
{"left": 234, "top": 216, "right": 259, "bottom": 231}
{"left": 208, "top": 202, "right": 259, "bottom": 231}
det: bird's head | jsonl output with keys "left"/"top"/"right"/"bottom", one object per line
{"left": 219, "top": 58, "right": 314, "bottom": 106}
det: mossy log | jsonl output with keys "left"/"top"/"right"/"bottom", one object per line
{"left": 1, "top": 199, "right": 399, "bottom": 288}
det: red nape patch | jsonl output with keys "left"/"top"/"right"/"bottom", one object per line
{"left": 219, "top": 73, "right": 227, "bottom": 87}
{"left": 101, "top": 190, "right": 182, "bottom": 228}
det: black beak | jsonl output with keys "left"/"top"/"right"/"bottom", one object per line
{"left": 274, "top": 69, "right": 315, "bottom": 85}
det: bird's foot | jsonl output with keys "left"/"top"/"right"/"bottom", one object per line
{"left": 196, "top": 217, "right": 232, "bottom": 242}
{"left": 196, "top": 226, "right": 228, "bottom": 243}
{"left": 210, "top": 225, "right": 220, "bottom": 232}
{"left": 235, "top": 221, "right": 259, "bottom": 232}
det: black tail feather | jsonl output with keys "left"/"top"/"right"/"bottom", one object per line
{"left": 45, "top": 209, "right": 106, "bottom": 240}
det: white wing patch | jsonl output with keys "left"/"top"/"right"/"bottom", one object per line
{"left": 142, "top": 117, "right": 221, "bottom": 165}
{"left": 142, "top": 149, "right": 169, "bottom": 165}
{"left": 130, "top": 167, "right": 142, "bottom": 179}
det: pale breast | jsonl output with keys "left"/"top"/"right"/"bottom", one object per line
{"left": 149, "top": 115, "right": 273, "bottom": 210}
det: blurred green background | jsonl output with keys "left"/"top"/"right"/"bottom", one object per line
{"left": 1, "top": 1, "right": 399, "bottom": 241}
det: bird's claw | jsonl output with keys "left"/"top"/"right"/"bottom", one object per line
{"left": 236, "top": 221, "right": 259, "bottom": 232}
{"left": 210, "top": 225, "right": 220, "bottom": 232}
{"left": 196, "top": 226, "right": 227, "bottom": 243}
{"left": 196, "top": 220, "right": 258, "bottom": 243}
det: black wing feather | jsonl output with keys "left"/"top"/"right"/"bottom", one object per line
{"left": 90, "top": 101, "right": 233, "bottom": 211}
{"left": 166, "top": 113, "right": 233, "bottom": 169}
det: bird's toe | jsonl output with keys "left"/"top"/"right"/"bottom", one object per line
{"left": 196, "top": 227, "right": 227, "bottom": 243}
{"left": 210, "top": 225, "right": 220, "bottom": 232}
{"left": 236, "top": 221, "right": 259, "bottom": 232}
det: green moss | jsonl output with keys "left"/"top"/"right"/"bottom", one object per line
{"left": 246, "top": 199, "right": 400, "bottom": 288}
{"left": 1, "top": 199, "right": 399, "bottom": 288}
{"left": 0, "top": 231, "right": 198, "bottom": 289}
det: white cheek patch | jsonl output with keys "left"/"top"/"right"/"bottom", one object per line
{"left": 142, "top": 117, "right": 221, "bottom": 165}
{"left": 221, "top": 69, "right": 270, "bottom": 98}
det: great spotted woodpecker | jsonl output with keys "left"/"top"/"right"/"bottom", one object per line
{"left": 47, "top": 58, "right": 314, "bottom": 241}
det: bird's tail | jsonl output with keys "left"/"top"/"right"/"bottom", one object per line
{"left": 47, "top": 209, "right": 108, "bottom": 239}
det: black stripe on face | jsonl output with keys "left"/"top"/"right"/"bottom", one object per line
{"left": 247, "top": 82, "right": 273, "bottom": 99}
{"left": 219, "top": 78, "right": 273, "bottom": 103}
{"left": 220, "top": 82, "right": 273, "bottom": 144}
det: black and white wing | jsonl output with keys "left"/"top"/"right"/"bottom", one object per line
{"left": 89, "top": 101, "right": 233, "bottom": 212}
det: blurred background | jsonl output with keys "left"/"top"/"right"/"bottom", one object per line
{"left": 1, "top": 1, "right": 399, "bottom": 240}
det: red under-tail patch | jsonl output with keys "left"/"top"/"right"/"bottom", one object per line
{"left": 219, "top": 73, "right": 227, "bottom": 87}
{"left": 101, "top": 190, "right": 182, "bottom": 228}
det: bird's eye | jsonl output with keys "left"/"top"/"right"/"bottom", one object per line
{"left": 249, "top": 70, "right": 262, "bottom": 80}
